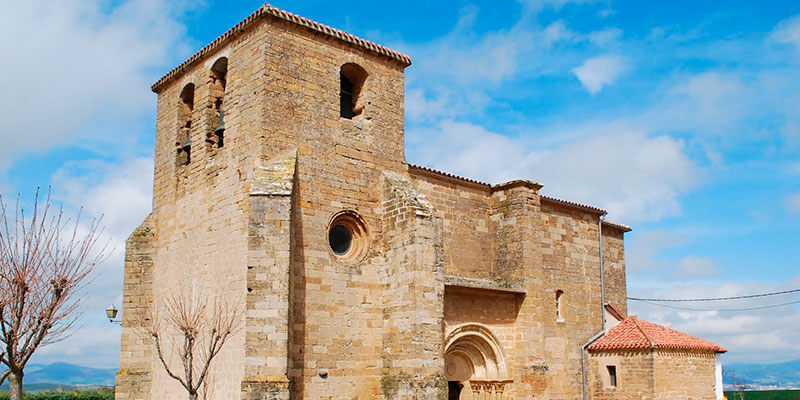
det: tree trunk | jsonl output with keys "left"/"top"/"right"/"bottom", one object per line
{"left": 8, "top": 370, "right": 23, "bottom": 400}
{"left": 188, "top": 391, "right": 198, "bottom": 400}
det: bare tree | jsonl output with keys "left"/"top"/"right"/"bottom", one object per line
{"left": 0, "top": 189, "right": 105, "bottom": 400}
{"left": 144, "top": 292, "right": 240, "bottom": 400}
{"left": 725, "top": 369, "right": 748, "bottom": 400}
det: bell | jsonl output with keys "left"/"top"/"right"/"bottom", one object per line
{"left": 214, "top": 108, "right": 225, "bottom": 137}
{"left": 181, "top": 133, "right": 192, "bottom": 152}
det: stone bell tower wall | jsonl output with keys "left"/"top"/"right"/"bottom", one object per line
{"left": 120, "top": 6, "right": 413, "bottom": 399}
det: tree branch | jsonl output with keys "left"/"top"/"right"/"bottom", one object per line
{"left": 152, "top": 334, "right": 190, "bottom": 391}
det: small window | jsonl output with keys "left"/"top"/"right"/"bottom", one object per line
{"left": 555, "top": 290, "right": 564, "bottom": 322}
{"left": 607, "top": 365, "right": 617, "bottom": 387}
{"left": 339, "top": 63, "right": 367, "bottom": 119}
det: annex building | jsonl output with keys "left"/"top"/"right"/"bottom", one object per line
{"left": 116, "top": 4, "right": 726, "bottom": 399}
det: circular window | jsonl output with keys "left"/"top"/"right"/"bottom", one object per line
{"left": 327, "top": 211, "right": 368, "bottom": 262}
{"left": 329, "top": 225, "right": 352, "bottom": 255}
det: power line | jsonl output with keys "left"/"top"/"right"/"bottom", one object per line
{"left": 628, "top": 288, "right": 800, "bottom": 302}
{"left": 634, "top": 298, "right": 800, "bottom": 312}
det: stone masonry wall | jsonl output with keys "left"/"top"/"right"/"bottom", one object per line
{"left": 136, "top": 10, "right": 411, "bottom": 399}
{"left": 408, "top": 172, "right": 495, "bottom": 280}
{"left": 115, "top": 215, "right": 155, "bottom": 400}
{"left": 380, "top": 172, "right": 446, "bottom": 399}
{"left": 241, "top": 150, "right": 297, "bottom": 400}
{"left": 588, "top": 350, "right": 656, "bottom": 400}
{"left": 532, "top": 200, "right": 610, "bottom": 399}
{"left": 653, "top": 350, "right": 718, "bottom": 400}
{"left": 601, "top": 225, "right": 627, "bottom": 315}
{"left": 409, "top": 171, "right": 629, "bottom": 399}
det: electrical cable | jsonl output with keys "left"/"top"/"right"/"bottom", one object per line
{"left": 628, "top": 288, "right": 800, "bottom": 302}
{"left": 633, "top": 298, "right": 800, "bottom": 312}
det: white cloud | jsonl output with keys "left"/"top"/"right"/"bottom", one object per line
{"left": 786, "top": 194, "right": 800, "bottom": 213}
{"left": 629, "top": 279, "right": 800, "bottom": 364}
{"left": 52, "top": 157, "right": 153, "bottom": 239}
{"left": 407, "top": 120, "right": 528, "bottom": 183}
{"left": 520, "top": 0, "right": 600, "bottom": 12}
{"left": 523, "top": 127, "right": 698, "bottom": 222}
{"left": 0, "top": 0, "right": 194, "bottom": 170}
{"left": 413, "top": 21, "right": 533, "bottom": 86}
{"left": 23, "top": 156, "right": 155, "bottom": 367}
{"left": 407, "top": 121, "right": 699, "bottom": 223}
{"left": 405, "top": 88, "right": 491, "bottom": 122}
{"left": 543, "top": 20, "right": 575, "bottom": 45}
{"left": 588, "top": 28, "right": 623, "bottom": 47}
{"left": 626, "top": 230, "right": 687, "bottom": 274}
{"left": 665, "top": 72, "right": 749, "bottom": 135}
{"left": 770, "top": 15, "right": 800, "bottom": 50}
{"left": 677, "top": 256, "right": 719, "bottom": 279}
{"left": 572, "top": 55, "right": 626, "bottom": 94}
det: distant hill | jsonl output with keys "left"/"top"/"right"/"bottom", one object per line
{"left": 0, "top": 362, "right": 115, "bottom": 391}
{"left": 1, "top": 360, "right": 798, "bottom": 391}
{"left": 725, "top": 360, "right": 800, "bottom": 389}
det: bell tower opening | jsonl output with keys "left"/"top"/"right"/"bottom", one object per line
{"left": 339, "top": 63, "right": 367, "bottom": 119}
{"left": 208, "top": 57, "right": 227, "bottom": 148}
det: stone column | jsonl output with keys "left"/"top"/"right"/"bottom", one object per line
{"left": 240, "top": 150, "right": 297, "bottom": 400}
{"left": 379, "top": 172, "right": 447, "bottom": 399}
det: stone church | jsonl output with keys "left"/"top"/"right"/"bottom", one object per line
{"left": 115, "top": 4, "right": 726, "bottom": 399}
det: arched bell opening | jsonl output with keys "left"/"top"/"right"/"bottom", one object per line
{"left": 444, "top": 324, "right": 512, "bottom": 400}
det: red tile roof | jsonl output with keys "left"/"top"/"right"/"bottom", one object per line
{"left": 588, "top": 316, "right": 727, "bottom": 353}
{"left": 152, "top": 3, "right": 412, "bottom": 92}
{"left": 540, "top": 195, "right": 607, "bottom": 215}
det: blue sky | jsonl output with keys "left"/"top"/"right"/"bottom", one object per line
{"left": 1, "top": 0, "right": 799, "bottom": 368}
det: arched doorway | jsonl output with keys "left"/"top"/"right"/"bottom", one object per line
{"left": 444, "top": 324, "right": 512, "bottom": 399}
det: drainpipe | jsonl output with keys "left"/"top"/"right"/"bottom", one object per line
{"left": 599, "top": 213, "right": 606, "bottom": 332}
{"left": 581, "top": 212, "right": 608, "bottom": 400}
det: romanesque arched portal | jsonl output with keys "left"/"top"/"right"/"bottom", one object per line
{"left": 444, "top": 324, "right": 512, "bottom": 400}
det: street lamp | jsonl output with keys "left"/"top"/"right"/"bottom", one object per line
{"left": 106, "top": 304, "right": 121, "bottom": 325}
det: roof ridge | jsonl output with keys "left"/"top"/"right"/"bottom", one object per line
{"left": 152, "top": 3, "right": 411, "bottom": 92}
{"left": 540, "top": 195, "right": 607, "bottom": 215}
{"left": 630, "top": 317, "right": 655, "bottom": 349}
{"left": 407, "top": 163, "right": 492, "bottom": 188}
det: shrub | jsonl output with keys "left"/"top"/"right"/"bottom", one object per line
{"left": 0, "top": 388, "right": 113, "bottom": 400}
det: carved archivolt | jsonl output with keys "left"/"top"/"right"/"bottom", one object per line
{"left": 445, "top": 324, "right": 512, "bottom": 399}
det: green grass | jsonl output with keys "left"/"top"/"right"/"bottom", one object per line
{"left": 725, "top": 390, "right": 800, "bottom": 399}
{"left": 0, "top": 388, "right": 113, "bottom": 400}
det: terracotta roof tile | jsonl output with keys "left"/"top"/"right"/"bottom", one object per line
{"left": 407, "top": 164, "right": 491, "bottom": 188}
{"left": 604, "top": 302, "right": 626, "bottom": 321}
{"left": 588, "top": 317, "right": 727, "bottom": 353}
{"left": 540, "top": 195, "right": 607, "bottom": 215}
{"left": 602, "top": 219, "right": 632, "bottom": 233}
{"left": 152, "top": 3, "right": 412, "bottom": 92}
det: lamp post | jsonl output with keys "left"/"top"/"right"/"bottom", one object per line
{"left": 106, "top": 304, "right": 121, "bottom": 325}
